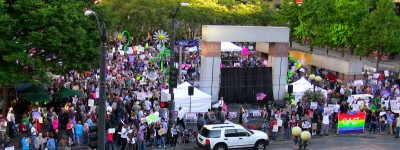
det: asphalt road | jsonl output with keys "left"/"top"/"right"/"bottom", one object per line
{"left": 150, "top": 133, "right": 400, "bottom": 150}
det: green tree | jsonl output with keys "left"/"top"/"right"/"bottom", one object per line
{"left": 279, "top": 0, "right": 302, "bottom": 46}
{"left": 355, "top": 0, "right": 400, "bottom": 71}
{"left": 0, "top": 0, "right": 100, "bottom": 85}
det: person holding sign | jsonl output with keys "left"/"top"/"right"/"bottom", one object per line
{"left": 321, "top": 112, "right": 330, "bottom": 136}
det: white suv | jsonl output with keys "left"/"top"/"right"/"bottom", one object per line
{"left": 197, "top": 123, "right": 269, "bottom": 150}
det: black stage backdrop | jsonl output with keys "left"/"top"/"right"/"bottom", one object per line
{"left": 219, "top": 67, "right": 273, "bottom": 104}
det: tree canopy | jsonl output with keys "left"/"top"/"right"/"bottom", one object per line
{"left": 99, "top": 0, "right": 279, "bottom": 39}
{"left": 279, "top": 0, "right": 400, "bottom": 56}
{"left": 0, "top": 0, "right": 100, "bottom": 85}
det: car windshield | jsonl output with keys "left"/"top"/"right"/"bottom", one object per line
{"left": 200, "top": 128, "right": 221, "bottom": 138}
{"left": 244, "top": 127, "right": 254, "bottom": 134}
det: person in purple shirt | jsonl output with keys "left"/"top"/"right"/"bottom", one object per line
{"left": 138, "top": 123, "right": 146, "bottom": 150}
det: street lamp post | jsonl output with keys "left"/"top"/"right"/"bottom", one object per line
{"left": 169, "top": 2, "right": 189, "bottom": 124}
{"left": 84, "top": 10, "right": 107, "bottom": 150}
{"left": 292, "top": 126, "right": 311, "bottom": 150}
{"left": 309, "top": 74, "right": 322, "bottom": 107}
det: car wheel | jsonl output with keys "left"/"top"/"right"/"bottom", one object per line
{"left": 214, "top": 143, "right": 227, "bottom": 150}
{"left": 254, "top": 141, "right": 266, "bottom": 150}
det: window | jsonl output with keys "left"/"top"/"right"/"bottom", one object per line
{"left": 224, "top": 129, "right": 237, "bottom": 137}
{"left": 237, "top": 129, "right": 250, "bottom": 137}
{"left": 200, "top": 128, "right": 221, "bottom": 138}
{"left": 208, "top": 130, "right": 221, "bottom": 138}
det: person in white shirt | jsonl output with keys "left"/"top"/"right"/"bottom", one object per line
{"left": 31, "top": 123, "right": 38, "bottom": 149}
{"left": 218, "top": 97, "right": 224, "bottom": 111}
{"left": 120, "top": 124, "right": 128, "bottom": 150}
{"left": 176, "top": 107, "right": 186, "bottom": 130}
{"left": 144, "top": 98, "right": 152, "bottom": 111}
{"left": 321, "top": 113, "right": 330, "bottom": 136}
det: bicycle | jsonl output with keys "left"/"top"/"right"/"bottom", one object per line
{"left": 177, "top": 129, "right": 197, "bottom": 145}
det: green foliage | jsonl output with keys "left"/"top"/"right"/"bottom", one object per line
{"left": 0, "top": 0, "right": 100, "bottom": 85}
{"left": 355, "top": 0, "right": 400, "bottom": 56}
{"left": 279, "top": 0, "right": 400, "bottom": 57}
{"left": 100, "top": 0, "right": 278, "bottom": 38}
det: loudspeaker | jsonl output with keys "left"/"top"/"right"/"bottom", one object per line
{"left": 288, "top": 85, "right": 293, "bottom": 94}
{"left": 188, "top": 86, "right": 194, "bottom": 96}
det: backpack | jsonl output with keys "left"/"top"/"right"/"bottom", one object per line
{"left": 262, "top": 122, "right": 269, "bottom": 130}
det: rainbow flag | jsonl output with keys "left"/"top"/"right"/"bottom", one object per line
{"left": 338, "top": 112, "right": 366, "bottom": 134}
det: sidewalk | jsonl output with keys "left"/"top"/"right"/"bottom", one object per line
{"left": 291, "top": 42, "right": 400, "bottom": 70}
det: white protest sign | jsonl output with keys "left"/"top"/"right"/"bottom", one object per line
{"left": 391, "top": 101, "right": 400, "bottom": 113}
{"left": 88, "top": 99, "right": 94, "bottom": 107}
{"left": 373, "top": 73, "right": 380, "bottom": 79}
{"left": 324, "top": 106, "right": 334, "bottom": 114}
{"left": 277, "top": 119, "right": 282, "bottom": 126}
{"left": 95, "top": 88, "right": 99, "bottom": 99}
{"left": 252, "top": 110, "right": 261, "bottom": 117}
{"left": 347, "top": 97, "right": 354, "bottom": 104}
{"left": 108, "top": 128, "right": 116, "bottom": 133}
{"left": 302, "top": 121, "right": 311, "bottom": 128}
{"left": 354, "top": 80, "right": 363, "bottom": 86}
{"left": 384, "top": 70, "right": 389, "bottom": 77}
{"left": 127, "top": 47, "right": 133, "bottom": 54}
{"left": 185, "top": 113, "right": 197, "bottom": 122}
{"left": 72, "top": 97, "right": 78, "bottom": 105}
{"left": 230, "top": 112, "right": 237, "bottom": 118}
{"left": 352, "top": 104, "right": 360, "bottom": 112}
{"left": 310, "top": 102, "right": 318, "bottom": 109}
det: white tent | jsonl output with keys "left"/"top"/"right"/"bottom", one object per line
{"left": 221, "top": 42, "right": 242, "bottom": 52}
{"left": 161, "top": 82, "right": 212, "bottom": 113}
{"left": 290, "top": 77, "right": 314, "bottom": 103}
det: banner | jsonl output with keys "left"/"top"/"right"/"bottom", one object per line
{"left": 338, "top": 112, "right": 366, "bottom": 134}
{"left": 176, "top": 40, "right": 199, "bottom": 47}
{"left": 146, "top": 113, "right": 159, "bottom": 124}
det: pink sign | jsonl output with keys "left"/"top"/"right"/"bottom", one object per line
{"left": 242, "top": 47, "right": 249, "bottom": 56}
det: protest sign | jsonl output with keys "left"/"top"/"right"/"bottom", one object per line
{"left": 302, "top": 121, "right": 311, "bottom": 129}
{"left": 95, "top": 88, "right": 99, "bottom": 99}
{"left": 230, "top": 112, "right": 237, "bottom": 118}
{"left": 32, "top": 111, "right": 40, "bottom": 119}
{"left": 88, "top": 99, "right": 94, "bottom": 107}
{"left": 72, "top": 97, "right": 78, "bottom": 105}
{"left": 277, "top": 119, "right": 282, "bottom": 126}
{"left": 338, "top": 112, "right": 366, "bottom": 134}
{"left": 108, "top": 128, "right": 116, "bottom": 133}
{"left": 5, "top": 146, "right": 14, "bottom": 150}
{"left": 372, "top": 73, "right": 380, "bottom": 79}
{"left": 347, "top": 97, "right": 354, "bottom": 104}
{"left": 185, "top": 112, "right": 197, "bottom": 122}
{"left": 353, "top": 80, "right": 363, "bottom": 86}
{"left": 146, "top": 113, "right": 159, "bottom": 124}
{"left": 352, "top": 104, "right": 360, "bottom": 112}
{"left": 252, "top": 110, "right": 261, "bottom": 117}
{"left": 310, "top": 102, "right": 318, "bottom": 109}
{"left": 324, "top": 106, "right": 334, "bottom": 114}
{"left": 391, "top": 100, "right": 400, "bottom": 113}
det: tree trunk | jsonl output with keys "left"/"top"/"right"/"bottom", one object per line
{"left": 342, "top": 46, "right": 345, "bottom": 57}
{"left": 2, "top": 87, "right": 7, "bottom": 115}
{"left": 326, "top": 45, "right": 329, "bottom": 54}
{"left": 376, "top": 49, "right": 381, "bottom": 72}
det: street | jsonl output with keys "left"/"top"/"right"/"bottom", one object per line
{"left": 150, "top": 134, "right": 400, "bottom": 150}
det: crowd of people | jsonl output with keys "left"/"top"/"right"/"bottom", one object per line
{"left": 1, "top": 33, "right": 400, "bottom": 149}
{"left": 257, "top": 67, "right": 400, "bottom": 141}
{"left": 0, "top": 36, "right": 207, "bottom": 149}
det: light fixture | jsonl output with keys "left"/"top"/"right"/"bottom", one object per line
{"left": 84, "top": 10, "right": 95, "bottom": 16}
{"left": 300, "top": 131, "right": 311, "bottom": 141}
{"left": 309, "top": 74, "right": 315, "bottom": 81}
{"left": 180, "top": 2, "right": 190, "bottom": 6}
{"left": 315, "top": 76, "right": 322, "bottom": 82}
